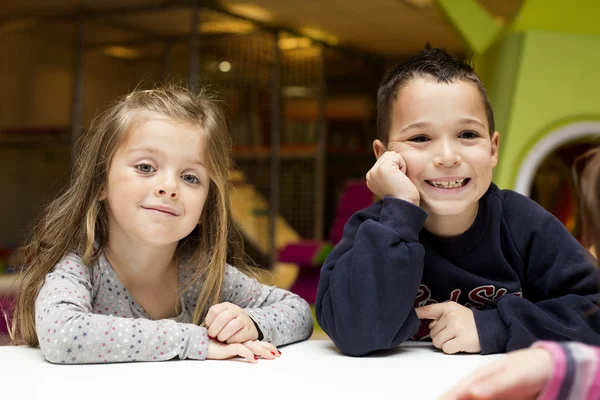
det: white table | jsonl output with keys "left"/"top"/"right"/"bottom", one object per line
{"left": 0, "top": 340, "right": 503, "bottom": 399}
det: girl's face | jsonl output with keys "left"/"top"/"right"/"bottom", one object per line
{"left": 100, "top": 117, "right": 210, "bottom": 248}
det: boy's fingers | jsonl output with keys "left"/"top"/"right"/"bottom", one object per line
{"left": 432, "top": 327, "right": 455, "bottom": 350}
{"left": 415, "top": 303, "right": 446, "bottom": 320}
{"left": 429, "top": 318, "right": 447, "bottom": 338}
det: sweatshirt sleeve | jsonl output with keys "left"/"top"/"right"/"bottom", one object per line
{"left": 315, "top": 197, "right": 428, "bottom": 356}
{"left": 221, "top": 264, "right": 313, "bottom": 346}
{"left": 473, "top": 208, "right": 600, "bottom": 354}
{"left": 533, "top": 341, "right": 600, "bottom": 400}
{"left": 36, "top": 254, "right": 209, "bottom": 364}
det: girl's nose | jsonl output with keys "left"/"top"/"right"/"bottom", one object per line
{"left": 155, "top": 176, "right": 179, "bottom": 199}
{"left": 157, "top": 188, "right": 178, "bottom": 199}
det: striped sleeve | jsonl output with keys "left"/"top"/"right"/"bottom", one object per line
{"left": 534, "top": 341, "right": 600, "bottom": 400}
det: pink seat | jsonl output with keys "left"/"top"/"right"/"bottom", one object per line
{"left": 0, "top": 294, "right": 15, "bottom": 337}
{"left": 278, "top": 180, "right": 374, "bottom": 303}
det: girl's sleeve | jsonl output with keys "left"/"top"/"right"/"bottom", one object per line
{"left": 36, "top": 254, "right": 209, "bottom": 364}
{"left": 221, "top": 264, "right": 314, "bottom": 346}
{"left": 534, "top": 341, "right": 600, "bottom": 400}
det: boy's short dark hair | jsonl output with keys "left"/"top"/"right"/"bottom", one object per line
{"left": 376, "top": 47, "right": 495, "bottom": 144}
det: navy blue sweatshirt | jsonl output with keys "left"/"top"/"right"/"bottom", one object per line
{"left": 316, "top": 183, "right": 600, "bottom": 356}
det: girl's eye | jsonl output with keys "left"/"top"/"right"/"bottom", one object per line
{"left": 182, "top": 174, "right": 200, "bottom": 185}
{"left": 409, "top": 135, "right": 430, "bottom": 143}
{"left": 136, "top": 163, "right": 155, "bottom": 173}
{"left": 459, "top": 131, "right": 480, "bottom": 139}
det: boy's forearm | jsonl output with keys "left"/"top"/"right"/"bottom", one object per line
{"left": 316, "top": 199, "right": 427, "bottom": 356}
{"left": 475, "top": 293, "right": 600, "bottom": 354}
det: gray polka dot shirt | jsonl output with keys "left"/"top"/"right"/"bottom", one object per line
{"left": 36, "top": 252, "right": 313, "bottom": 364}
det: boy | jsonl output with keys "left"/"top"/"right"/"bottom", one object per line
{"left": 315, "top": 47, "right": 600, "bottom": 356}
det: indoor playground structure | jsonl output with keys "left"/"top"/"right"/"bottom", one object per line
{"left": 230, "top": 169, "right": 374, "bottom": 304}
{"left": 437, "top": 0, "right": 600, "bottom": 237}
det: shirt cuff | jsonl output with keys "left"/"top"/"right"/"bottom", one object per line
{"left": 244, "top": 309, "right": 270, "bottom": 342}
{"left": 532, "top": 341, "right": 567, "bottom": 400}
{"left": 472, "top": 308, "right": 509, "bottom": 354}
{"left": 181, "top": 324, "right": 209, "bottom": 360}
{"left": 380, "top": 197, "right": 428, "bottom": 242}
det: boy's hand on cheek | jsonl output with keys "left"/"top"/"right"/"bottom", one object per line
{"left": 204, "top": 302, "right": 260, "bottom": 344}
{"left": 366, "top": 151, "right": 420, "bottom": 206}
{"left": 415, "top": 302, "right": 481, "bottom": 354}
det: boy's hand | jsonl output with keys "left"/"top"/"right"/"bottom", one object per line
{"left": 366, "top": 151, "right": 420, "bottom": 206}
{"left": 204, "top": 302, "right": 260, "bottom": 344}
{"left": 439, "top": 347, "right": 552, "bottom": 400}
{"left": 415, "top": 302, "right": 481, "bottom": 354}
{"left": 206, "top": 339, "right": 280, "bottom": 363}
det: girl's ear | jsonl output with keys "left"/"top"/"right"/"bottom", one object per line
{"left": 98, "top": 186, "right": 106, "bottom": 201}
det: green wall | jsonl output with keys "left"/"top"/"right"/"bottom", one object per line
{"left": 494, "top": 30, "right": 600, "bottom": 189}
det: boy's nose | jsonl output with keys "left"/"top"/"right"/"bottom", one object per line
{"left": 433, "top": 142, "right": 461, "bottom": 167}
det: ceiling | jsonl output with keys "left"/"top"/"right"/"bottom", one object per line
{"left": 1, "top": 0, "right": 523, "bottom": 58}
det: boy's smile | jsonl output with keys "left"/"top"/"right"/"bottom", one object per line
{"left": 375, "top": 77, "right": 499, "bottom": 236}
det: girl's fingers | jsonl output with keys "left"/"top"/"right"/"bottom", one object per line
{"left": 244, "top": 341, "right": 277, "bottom": 360}
{"left": 440, "top": 359, "right": 509, "bottom": 399}
{"left": 229, "top": 343, "right": 257, "bottom": 363}
{"left": 226, "top": 326, "right": 254, "bottom": 344}
{"left": 253, "top": 340, "right": 280, "bottom": 356}
{"left": 217, "top": 318, "right": 243, "bottom": 342}
{"left": 207, "top": 309, "right": 235, "bottom": 338}
{"left": 204, "top": 302, "right": 230, "bottom": 327}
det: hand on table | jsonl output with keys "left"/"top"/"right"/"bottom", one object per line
{"left": 206, "top": 339, "right": 280, "bottom": 363}
{"left": 439, "top": 347, "right": 553, "bottom": 399}
{"left": 204, "top": 302, "right": 260, "bottom": 344}
{"left": 415, "top": 302, "right": 480, "bottom": 354}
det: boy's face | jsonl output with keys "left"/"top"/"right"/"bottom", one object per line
{"left": 374, "top": 78, "right": 499, "bottom": 223}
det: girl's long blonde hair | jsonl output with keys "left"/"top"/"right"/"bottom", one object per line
{"left": 11, "top": 84, "right": 247, "bottom": 346}
{"left": 576, "top": 146, "right": 600, "bottom": 260}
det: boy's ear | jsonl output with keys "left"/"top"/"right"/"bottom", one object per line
{"left": 373, "top": 139, "right": 387, "bottom": 159}
{"left": 490, "top": 131, "right": 500, "bottom": 167}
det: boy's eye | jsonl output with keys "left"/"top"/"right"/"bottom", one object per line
{"left": 408, "top": 135, "right": 430, "bottom": 143}
{"left": 136, "top": 163, "right": 155, "bottom": 173}
{"left": 459, "top": 131, "right": 480, "bottom": 139}
{"left": 182, "top": 174, "right": 200, "bottom": 185}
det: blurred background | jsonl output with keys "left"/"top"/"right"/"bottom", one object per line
{"left": 1, "top": 0, "right": 600, "bottom": 339}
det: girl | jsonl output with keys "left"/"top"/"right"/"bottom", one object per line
{"left": 10, "top": 84, "right": 313, "bottom": 364}
{"left": 441, "top": 146, "right": 600, "bottom": 400}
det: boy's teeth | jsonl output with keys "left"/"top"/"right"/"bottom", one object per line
{"left": 429, "top": 179, "right": 466, "bottom": 189}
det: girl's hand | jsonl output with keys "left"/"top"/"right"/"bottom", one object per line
{"left": 204, "top": 302, "right": 260, "bottom": 343}
{"left": 439, "top": 348, "right": 553, "bottom": 400}
{"left": 206, "top": 339, "right": 280, "bottom": 363}
{"left": 366, "top": 151, "right": 420, "bottom": 206}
